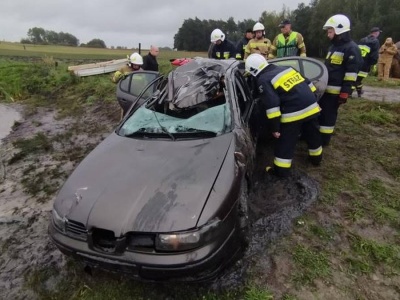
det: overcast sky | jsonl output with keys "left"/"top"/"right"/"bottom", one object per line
{"left": 0, "top": 0, "right": 308, "bottom": 49}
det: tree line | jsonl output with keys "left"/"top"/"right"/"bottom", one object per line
{"left": 20, "top": 0, "right": 400, "bottom": 55}
{"left": 20, "top": 27, "right": 107, "bottom": 48}
{"left": 174, "top": 0, "right": 400, "bottom": 57}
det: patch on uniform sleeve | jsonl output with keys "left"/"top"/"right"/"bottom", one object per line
{"left": 258, "top": 85, "right": 264, "bottom": 94}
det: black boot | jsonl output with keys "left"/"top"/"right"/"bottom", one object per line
{"left": 309, "top": 154, "right": 322, "bottom": 166}
{"left": 266, "top": 166, "right": 290, "bottom": 178}
{"left": 356, "top": 87, "right": 363, "bottom": 98}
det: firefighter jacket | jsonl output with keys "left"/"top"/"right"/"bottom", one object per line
{"left": 256, "top": 64, "right": 320, "bottom": 132}
{"left": 112, "top": 65, "right": 141, "bottom": 83}
{"left": 378, "top": 39, "right": 397, "bottom": 63}
{"left": 211, "top": 39, "right": 236, "bottom": 59}
{"left": 358, "top": 34, "right": 380, "bottom": 66}
{"left": 142, "top": 52, "right": 159, "bottom": 72}
{"left": 268, "top": 31, "right": 306, "bottom": 59}
{"left": 244, "top": 37, "right": 272, "bottom": 60}
{"left": 235, "top": 37, "right": 251, "bottom": 60}
{"left": 324, "top": 33, "right": 362, "bottom": 96}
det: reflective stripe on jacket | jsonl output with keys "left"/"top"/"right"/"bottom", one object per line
{"left": 358, "top": 34, "right": 380, "bottom": 66}
{"left": 235, "top": 37, "right": 251, "bottom": 60}
{"left": 244, "top": 37, "right": 271, "bottom": 60}
{"left": 211, "top": 39, "right": 236, "bottom": 60}
{"left": 324, "top": 39, "right": 362, "bottom": 95}
{"left": 257, "top": 64, "right": 320, "bottom": 130}
{"left": 269, "top": 31, "right": 306, "bottom": 59}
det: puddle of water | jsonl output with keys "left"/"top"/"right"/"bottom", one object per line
{"left": 0, "top": 104, "right": 21, "bottom": 144}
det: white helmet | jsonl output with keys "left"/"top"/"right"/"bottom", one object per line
{"left": 245, "top": 53, "right": 268, "bottom": 77}
{"left": 253, "top": 22, "right": 265, "bottom": 32}
{"left": 211, "top": 29, "right": 225, "bottom": 43}
{"left": 322, "top": 14, "right": 351, "bottom": 35}
{"left": 129, "top": 52, "right": 143, "bottom": 65}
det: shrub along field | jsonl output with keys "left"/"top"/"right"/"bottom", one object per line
{"left": 0, "top": 44, "right": 399, "bottom": 300}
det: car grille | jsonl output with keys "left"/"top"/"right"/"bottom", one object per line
{"left": 126, "top": 233, "right": 155, "bottom": 252}
{"left": 66, "top": 219, "right": 87, "bottom": 240}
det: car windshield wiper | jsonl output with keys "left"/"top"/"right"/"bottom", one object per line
{"left": 125, "top": 130, "right": 174, "bottom": 138}
{"left": 124, "top": 128, "right": 174, "bottom": 138}
{"left": 175, "top": 127, "right": 218, "bottom": 137}
{"left": 151, "top": 110, "right": 175, "bottom": 141}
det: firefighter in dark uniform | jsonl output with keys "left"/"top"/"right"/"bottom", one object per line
{"left": 210, "top": 28, "right": 236, "bottom": 59}
{"left": 235, "top": 29, "right": 254, "bottom": 60}
{"left": 320, "top": 14, "right": 362, "bottom": 146}
{"left": 355, "top": 27, "right": 381, "bottom": 97}
{"left": 245, "top": 53, "right": 323, "bottom": 177}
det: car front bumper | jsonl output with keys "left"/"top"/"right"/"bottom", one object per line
{"left": 48, "top": 219, "right": 242, "bottom": 281}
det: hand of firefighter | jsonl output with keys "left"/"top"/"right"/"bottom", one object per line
{"left": 272, "top": 132, "right": 281, "bottom": 138}
{"left": 338, "top": 92, "right": 349, "bottom": 105}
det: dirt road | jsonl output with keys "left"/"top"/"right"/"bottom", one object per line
{"left": 361, "top": 85, "right": 400, "bottom": 102}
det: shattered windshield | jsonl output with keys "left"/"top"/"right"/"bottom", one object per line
{"left": 119, "top": 103, "right": 231, "bottom": 137}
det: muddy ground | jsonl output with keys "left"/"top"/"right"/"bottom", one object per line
{"left": 0, "top": 86, "right": 399, "bottom": 300}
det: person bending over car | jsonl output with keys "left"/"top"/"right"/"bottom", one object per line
{"left": 245, "top": 53, "right": 323, "bottom": 177}
{"left": 112, "top": 52, "right": 143, "bottom": 83}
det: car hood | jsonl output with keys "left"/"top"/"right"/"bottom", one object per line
{"left": 56, "top": 132, "right": 233, "bottom": 236}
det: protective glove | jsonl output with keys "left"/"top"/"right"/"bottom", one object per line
{"left": 338, "top": 92, "right": 349, "bottom": 105}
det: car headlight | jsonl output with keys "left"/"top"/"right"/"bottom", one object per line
{"left": 52, "top": 208, "right": 66, "bottom": 233}
{"left": 155, "top": 219, "right": 221, "bottom": 252}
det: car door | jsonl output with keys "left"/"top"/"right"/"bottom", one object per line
{"left": 228, "top": 69, "right": 257, "bottom": 168}
{"left": 268, "top": 56, "right": 328, "bottom": 100}
{"left": 116, "top": 71, "right": 162, "bottom": 114}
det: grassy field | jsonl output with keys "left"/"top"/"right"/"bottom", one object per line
{"left": 1, "top": 46, "right": 400, "bottom": 300}
{"left": 0, "top": 41, "right": 207, "bottom": 61}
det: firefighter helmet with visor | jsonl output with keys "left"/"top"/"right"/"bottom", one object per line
{"left": 322, "top": 14, "right": 351, "bottom": 35}
{"left": 245, "top": 53, "right": 269, "bottom": 77}
{"left": 210, "top": 29, "right": 225, "bottom": 43}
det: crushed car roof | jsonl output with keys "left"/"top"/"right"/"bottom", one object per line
{"left": 168, "top": 58, "right": 238, "bottom": 108}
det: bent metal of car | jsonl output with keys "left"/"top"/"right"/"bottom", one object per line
{"left": 49, "top": 57, "right": 327, "bottom": 281}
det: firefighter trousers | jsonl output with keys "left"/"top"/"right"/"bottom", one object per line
{"left": 273, "top": 117, "right": 322, "bottom": 177}
{"left": 355, "top": 64, "right": 371, "bottom": 93}
{"left": 318, "top": 93, "right": 340, "bottom": 146}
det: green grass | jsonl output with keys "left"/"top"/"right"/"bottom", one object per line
{"left": 9, "top": 133, "right": 53, "bottom": 164}
{"left": 363, "top": 75, "right": 400, "bottom": 88}
{"left": 291, "top": 244, "right": 331, "bottom": 286}
{"left": 0, "top": 41, "right": 207, "bottom": 61}
{"left": 244, "top": 285, "right": 274, "bottom": 300}
{"left": 25, "top": 262, "right": 275, "bottom": 300}
{"left": 346, "top": 233, "right": 400, "bottom": 275}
